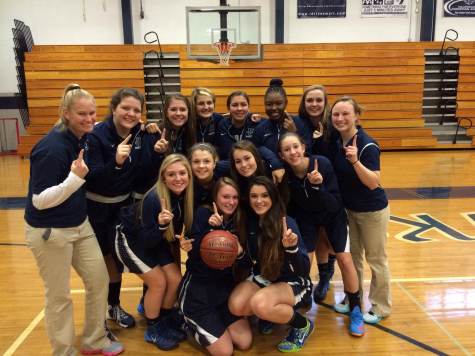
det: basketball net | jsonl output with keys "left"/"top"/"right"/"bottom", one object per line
{"left": 213, "top": 41, "right": 236, "bottom": 66}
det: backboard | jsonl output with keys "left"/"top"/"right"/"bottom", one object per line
{"left": 186, "top": 6, "right": 261, "bottom": 62}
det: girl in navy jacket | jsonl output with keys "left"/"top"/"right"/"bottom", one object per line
{"left": 191, "top": 87, "right": 225, "bottom": 145}
{"left": 228, "top": 176, "right": 313, "bottom": 353}
{"left": 115, "top": 154, "right": 194, "bottom": 350}
{"left": 188, "top": 142, "right": 229, "bottom": 207}
{"left": 154, "top": 94, "right": 196, "bottom": 156}
{"left": 278, "top": 132, "right": 365, "bottom": 337}
{"left": 178, "top": 177, "right": 252, "bottom": 356}
{"left": 295, "top": 84, "right": 338, "bottom": 303}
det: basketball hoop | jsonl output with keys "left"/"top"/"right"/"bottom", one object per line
{"left": 213, "top": 41, "right": 236, "bottom": 65}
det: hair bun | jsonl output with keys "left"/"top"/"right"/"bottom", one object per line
{"left": 269, "top": 78, "right": 283, "bottom": 87}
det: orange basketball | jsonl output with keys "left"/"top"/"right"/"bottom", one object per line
{"left": 200, "top": 230, "right": 239, "bottom": 270}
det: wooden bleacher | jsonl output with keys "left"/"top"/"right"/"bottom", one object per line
{"left": 457, "top": 48, "right": 475, "bottom": 146}
{"left": 18, "top": 42, "right": 475, "bottom": 156}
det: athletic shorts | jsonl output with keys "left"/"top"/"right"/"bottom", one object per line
{"left": 248, "top": 274, "right": 313, "bottom": 310}
{"left": 178, "top": 272, "right": 240, "bottom": 347}
{"left": 87, "top": 199, "right": 127, "bottom": 256}
{"left": 115, "top": 225, "right": 176, "bottom": 274}
{"left": 297, "top": 208, "right": 350, "bottom": 254}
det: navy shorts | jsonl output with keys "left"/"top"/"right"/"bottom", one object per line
{"left": 178, "top": 272, "right": 240, "bottom": 347}
{"left": 87, "top": 199, "right": 127, "bottom": 256}
{"left": 297, "top": 208, "right": 350, "bottom": 253}
{"left": 115, "top": 224, "right": 176, "bottom": 274}
{"left": 248, "top": 274, "right": 313, "bottom": 310}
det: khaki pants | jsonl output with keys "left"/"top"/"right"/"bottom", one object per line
{"left": 347, "top": 206, "right": 392, "bottom": 317}
{"left": 25, "top": 218, "right": 109, "bottom": 356}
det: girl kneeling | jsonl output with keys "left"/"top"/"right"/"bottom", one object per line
{"left": 178, "top": 177, "right": 252, "bottom": 356}
{"left": 228, "top": 176, "right": 313, "bottom": 353}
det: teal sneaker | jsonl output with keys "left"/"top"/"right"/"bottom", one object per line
{"left": 277, "top": 318, "right": 314, "bottom": 353}
{"left": 363, "top": 311, "right": 383, "bottom": 324}
{"left": 334, "top": 296, "right": 349, "bottom": 314}
{"left": 349, "top": 306, "right": 365, "bottom": 337}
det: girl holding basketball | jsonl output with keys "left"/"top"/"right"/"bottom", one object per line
{"left": 228, "top": 176, "right": 313, "bottom": 353}
{"left": 330, "top": 96, "right": 391, "bottom": 324}
{"left": 178, "top": 177, "right": 252, "bottom": 356}
{"left": 115, "top": 154, "right": 194, "bottom": 350}
{"left": 277, "top": 132, "right": 365, "bottom": 337}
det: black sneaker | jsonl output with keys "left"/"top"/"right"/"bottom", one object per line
{"left": 313, "top": 276, "right": 330, "bottom": 302}
{"left": 107, "top": 304, "right": 136, "bottom": 328}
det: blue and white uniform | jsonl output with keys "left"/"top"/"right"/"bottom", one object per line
{"left": 115, "top": 189, "right": 184, "bottom": 273}
{"left": 85, "top": 119, "right": 159, "bottom": 255}
{"left": 245, "top": 214, "right": 312, "bottom": 308}
{"left": 282, "top": 155, "right": 349, "bottom": 254}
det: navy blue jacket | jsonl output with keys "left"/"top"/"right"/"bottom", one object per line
{"left": 282, "top": 155, "right": 342, "bottom": 223}
{"left": 215, "top": 115, "right": 260, "bottom": 160}
{"left": 25, "top": 126, "right": 87, "bottom": 228}
{"left": 245, "top": 214, "right": 310, "bottom": 282}
{"left": 132, "top": 131, "right": 163, "bottom": 195}
{"left": 196, "top": 113, "right": 225, "bottom": 145}
{"left": 295, "top": 115, "right": 337, "bottom": 158}
{"left": 85, "top": 119, "right": 148, "bottom": 197}
{"left": 252, "top": 116, "right": 306, "bottom": 154}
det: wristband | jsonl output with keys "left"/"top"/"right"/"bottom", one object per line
{"left": 352, "top": 160, "right": 359, "bottom": 165}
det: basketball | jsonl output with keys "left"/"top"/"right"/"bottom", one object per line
{"left": 200, "top": 230, "right": 239, "bottom": 270}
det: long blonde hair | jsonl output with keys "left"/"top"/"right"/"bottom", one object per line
{"left": 56, "top": 83, "right": 95, "bottom": 128}
{"left": 155, "top": 154, "right": 194, "bottom": 242}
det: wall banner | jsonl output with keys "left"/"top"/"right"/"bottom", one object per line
{"left": 297, "top": 0, "right": 347, "bottom": 18}
{"left": 361, "top": 0, "right": 409, "bottom": 17}
{"left": 444, "top": 0, "right": 475, "bottom": 17}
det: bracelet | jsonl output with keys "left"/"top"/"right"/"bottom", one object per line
{"left": 352, "top": 160, "right": 359, "bottom": 165}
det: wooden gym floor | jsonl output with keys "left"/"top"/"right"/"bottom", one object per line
{"left": 1, "top": 150, "right": 474, "bottom": 355}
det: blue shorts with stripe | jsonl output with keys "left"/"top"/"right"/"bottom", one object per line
{"left": 114, "top": 224, "right": 175, "bottom": 274}
{"left": 178, "top": 271, "right": 240, "bottom": 347}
